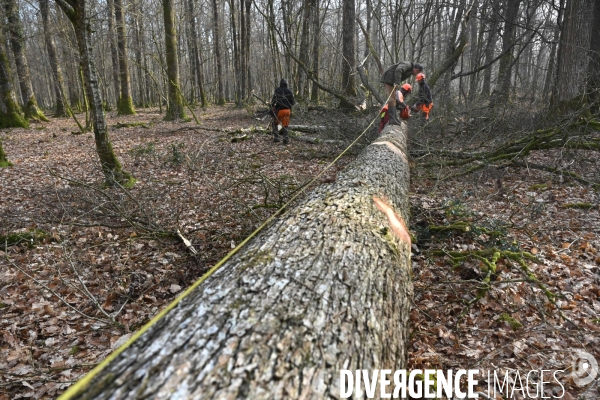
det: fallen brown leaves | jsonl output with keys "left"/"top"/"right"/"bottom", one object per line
{"left": 409, "top": 125, "right": 600, "bottom": 399}
{"left": 0, "top": 106, "right": 356, "bottom": 399}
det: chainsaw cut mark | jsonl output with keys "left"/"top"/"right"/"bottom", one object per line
{"left": 373, "top": 141, "right": 407, "bottom": 161}
{"left": 373, "top": 196, "right": 411, "bottom": 245}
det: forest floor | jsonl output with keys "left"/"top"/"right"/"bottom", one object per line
{"left": 0, "top": 105, "right": 599, "bottom": 399}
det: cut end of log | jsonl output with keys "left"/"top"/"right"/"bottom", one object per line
{"left": 373, "top": 196, "right": 411, "bottom": 245}
{"left": 373, "top": 141, "right": 408, "bottom": 161}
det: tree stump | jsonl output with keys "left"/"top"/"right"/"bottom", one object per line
{"left": 64, "top": 123, "right": 413, "bottom": 400}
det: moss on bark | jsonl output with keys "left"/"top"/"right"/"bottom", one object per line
{"left": 0, "top": 112, "right": 28, "bottom": 129}
{"left": 24, "top": 97, "right": 50, "bottom": 122}
{"left": 0, "top": 97, "right": 28, "bottom": 128}
{"left": 117, "top": 96, "right": 136, "bottom": 115}
{"left": 0, "top": 140, "right": 13, "bottom": 167}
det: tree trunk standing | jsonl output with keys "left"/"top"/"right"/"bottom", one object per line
{"left": 131, "top": 0, "right": 146, "bottom": 107}
{"left": 3, "top": 0, "right": 48, "bottom": 121}
{"left": 0, "top": 26, "right": 27, "bottom": 128}
{"left": 162, "top": 0, "right": 187, "bottom": 119}
{"left": 310, "top": 0, "right": 320, "bottom": 103}
{"left": 59, "top": 123, "right": 413, "bottom": 400}
{"left": 114, "top": 0, "right": 135, "bottom": 114}
{"left": 481, "top": 0, "right": 499, "bottom": 97}
{"left": 107, "top": 0, "right": 120, "bottom": 107}
{"left": 187, "top": 0, "right": 207, "bottom": 108}
{"left": 267, "top": 0, "right": 283, "bottom": 82}
{"left": 229, "top": 0, "right": 242, "bottom": 105}
{"left": 490, "top": 0, "right": 521, "bottom": 106}
{"left": 238, "top": 0, "right": 246, "bottom": 103}
{"left": 552, "top": 0, "right": 594, "bottom": 109}
{"left": 40, "top": 0, "right": 70, "bottom": 117}
{"left": 186, "top": 0, "right": 198, "bottom": 105}
{"left": 297, "top": 0, "right": 313, "bottom": 99}
{"left": 428, "top": 2, "right": 469, "bottom": 91}
{"left": 530, "top": 44, "right": 544, "bottom": 101}
{"left": 282, "top": 0, "right": 293, "bottom": 79}
{"left": 212, "top": 0, "right": 226, "bottom": 105}
{"left": 54, "top": 0, "right": 134, "bottom": 186}
{"left": 586, "top": 0, "right": 600, "bottom": 111}
{"left": 243, "top": 0, "right": 251, "bottom": 99}
{"left": 340, "top": 0, "right": 357, "bottom": 109}
{"left": 466, "top": 0, "right": 480, "bottom": 104}
{"left": 139, "top": 12, "right": 153, "bottom": 106}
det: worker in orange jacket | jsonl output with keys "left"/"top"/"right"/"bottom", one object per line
{"left": 411, "top": 73, "right": 433, "bottom": 121}
{"left": 380, "top": 61, "right": 423, "bottom": 125}
{"left": 379, "top": 84, "right": 412, "bottom": 133}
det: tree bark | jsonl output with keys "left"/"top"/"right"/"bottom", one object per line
{"left": 229, "top": 0, "right": 241, "bottom": 104}
{"left": 59, "top": 123, "right": 414, "bottom": 400}
{"left": 297, "top": 0, "right": 313, "bottom": 99}
{"left": 552, "top": 0, "right": 595, "bottom": 109}
{"left": 243, "top": 0, "right": 251, "bottom": 99}
{"left": 107, "top": 0, "right": 120, "bottom": 107}
{"left": 340, "top": 0, "right": 358, "bottom": 109}
{"left": 0, "top": 26, "right": 28, "bottom": 128}
{"left": 3, "top": 0, "right": 48, "bottom": 121}
{"left": 542, "top": 10, "right": 560, "bottom": 102}
{"left": 212, "top": 0, "right": 226, "bottom": 105}
{"left": 162, "top": 0, "right": 187, "bottom": 120}
{"left": 131, "top": 0, "right": 146, "bottom": 107}
{"left": 40, "top": 0, "right": 70, "bottom": 117}
{"left": 186, "top": 0, "right": 199, "bottom": 105}
{"left": 114, "top": 0, "right": 135, "bottom": 114}
{"left": 310, "top": 0, "right": 320, "bottom": 103}
{"left": 187, "top": 0, "right": 207, "bottom": 108}
{"left": 54, "top": 0, "right": 133, "bottom": 186}
{"left": 428, "top": 4, "right": 471, "bottom": 90}
{"left": 588, "top": 0, "right": 600, "bottom": 111}
{"left": 481, "top": 0, "right": 500, "bottom": 97}
{"left": 490, "top": 0, "right": 521, "bottom": 105}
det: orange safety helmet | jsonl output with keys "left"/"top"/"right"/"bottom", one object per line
{"left": 401, "top": 83, "right": 412, "bottom": 93}
{"left": 416, "top": 73, "right": 426, "bottom": 81}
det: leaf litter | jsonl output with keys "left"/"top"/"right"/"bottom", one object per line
{"left": 0, "top": 106, "right": 355, "bottom": 399}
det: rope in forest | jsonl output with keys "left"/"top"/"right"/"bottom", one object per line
{"left": 58, "top": 96, "right": 394, "bottom": 399}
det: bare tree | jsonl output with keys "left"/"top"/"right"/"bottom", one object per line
{"left": 552, "top": 0, "right": 595, "bottom": 108}
{"left": 340, "top": 0, "right": 357, "bottom": 108}
{"left": 490, "top": 0, "right": 522, "bottom": 105}
{"left": 212, "top": 0, "right": 226, "bottom": 105}
{"left": 0, "top": 24, "right": 27, "bottom": 128}
{"left": 3, "top": 0, "right": 49, "bottom": 121}
{"left": 40, "top": 0, "right": 70, "bottom": 117}
{"left": 114, "top": 0, "right": 136, "bottom": 114}
{"left": 162, "top": 0, "right": 187, "bottom": 119}
{"left": 54, "top": 0, "right": 134, "bottom": 186}
{"left": 589, "top": 0, "right": 600, "bottom": 110}
{"left": 107, "top": 0, "right": 120, "bottom": 106}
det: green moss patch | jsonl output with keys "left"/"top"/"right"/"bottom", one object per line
{"left": 528, "top": 183, "right": 548, "bottom": 191}
{"left": 0, "top": 229, "right": 50, "bottom": 249}
{"left": 499, "top": 313, "right": 523, "bottom": 330}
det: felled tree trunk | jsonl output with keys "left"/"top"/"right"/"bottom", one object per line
{"left": 64, "top": 123, "right": 413, "bottom": 399}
